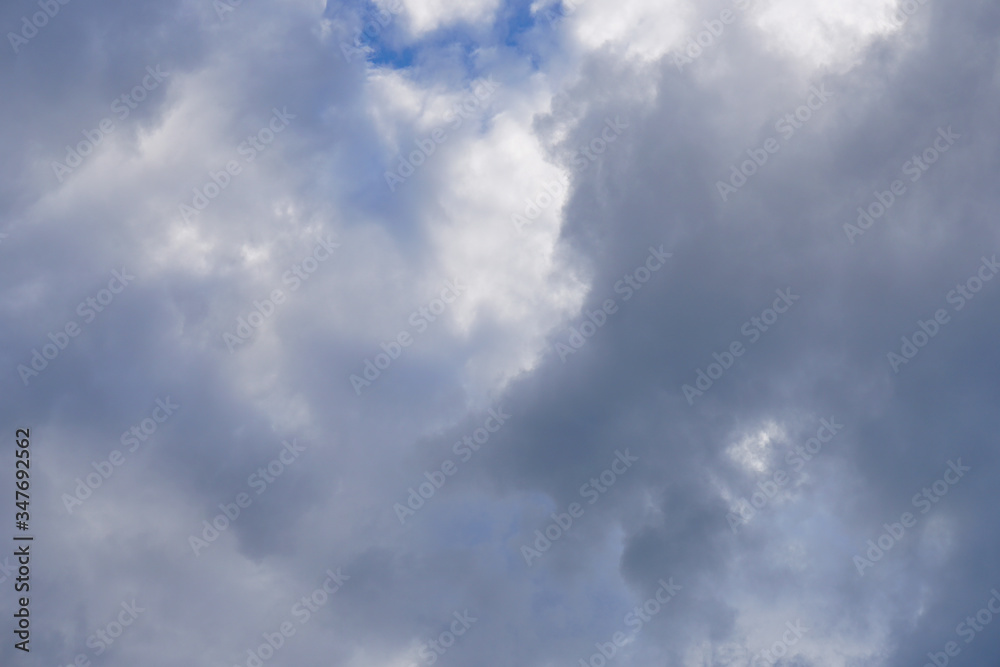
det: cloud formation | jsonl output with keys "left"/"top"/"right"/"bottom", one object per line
{"left": 2, "top": 0, "right": 1000, "bottom": 665}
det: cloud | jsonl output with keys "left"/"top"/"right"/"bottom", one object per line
{"left": 3, "top": 0, "right": 1000, "bottom": 665}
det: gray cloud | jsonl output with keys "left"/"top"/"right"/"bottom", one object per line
{"left": 2, "top": 0, "right": 1000, "bottom": 666}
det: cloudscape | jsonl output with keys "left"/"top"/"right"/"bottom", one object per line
{"left": 2, "top": 0, "right": 1000, "bottom": 666}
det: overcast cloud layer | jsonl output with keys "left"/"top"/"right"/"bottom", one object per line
{"left": 2, "top": 0, "right": 1000, "bottom": 666}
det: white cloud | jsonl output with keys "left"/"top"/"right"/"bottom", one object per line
{"left": 379, "top": 0, "right": 503, "bottom": 36}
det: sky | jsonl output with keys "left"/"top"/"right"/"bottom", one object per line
{"left": 2, "top": 0, "right": 1000, "bottom": 666}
